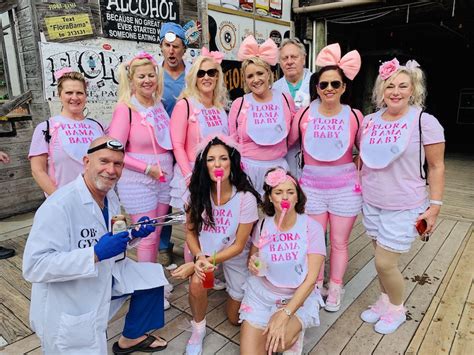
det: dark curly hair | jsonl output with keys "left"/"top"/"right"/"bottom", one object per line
{"left": 261, "top": 167, "right": 306, "bottom": 216}
{"left": 309, "top": 65, "right": 352, "bottom": 104}
{"left": 186, "top": 137, "right": 260, "bottom": 233}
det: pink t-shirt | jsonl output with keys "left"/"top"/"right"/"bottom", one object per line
{"left": 360, "top": 111, "right": 445, "bottom": 210}
{"left": 28, "top": 116, "right": 104, "bottom": 189}
{"left": 288, "top": 104, "right": 362, "bottom": 166}
{"left": 108, "top": 102, "right": 169, "bottom": 173}
{"left": 252, "top": 214, "right": 326, "bottom": 255}
{"left": 238, "top": 191, "right": 259, "bottom": 224}
{"left": 228, "top": 91, "right": 295, "bottom": 161}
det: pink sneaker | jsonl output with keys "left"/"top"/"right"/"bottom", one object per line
{"left": 360, "top": 293, "right": 389, "bottom": 323}
{"left": 325, "top": 282, "right": 344, "bottom": 312}
{"left": 186, "top": 320, "right": 206, "bottom": 355}
{"left": 374, "top": 304, "right": 406, "bottom": 334}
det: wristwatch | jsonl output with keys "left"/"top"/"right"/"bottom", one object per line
{"left": 281, "top": 308, "right": 292, "bottom": 317}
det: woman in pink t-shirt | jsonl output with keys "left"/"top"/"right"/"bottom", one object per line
{"left": 288, "top": 43, "right": 363, "bottom": 312}
{"left": 108, "top": 52, "right": 173, "bottom": 263}
{"left": 359, "top": 59, "right": 445, "bottom": 334}
{"left": 239, "top": 168, "right": 325, "bottom": 355}
{"left": 170, "top": 135, "right": 260, "bottom": 355}
{"left": 169, "top": 48, "right": 229, "bottom": 210}
{"left": 229, "top": 35, "right": 295, "bottom": 196}
{"left": 29, "top": 70, "right": 104, "bottom": 195}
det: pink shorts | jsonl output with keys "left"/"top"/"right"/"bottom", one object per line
{"left": 300, "top": 163, "right": 362, "bottom": 217}
{"left": 117, "top": 152, "right": 173, "bottom": 214}
{"left": 239, "top": 276, "right": 324, "bottom": 329}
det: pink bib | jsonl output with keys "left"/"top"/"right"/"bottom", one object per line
{"left": 304, "top": 100, "right": 351, "bottom": 162}
{"left": 360, "top": 107, "right": 419, "bottom": 169}
{"left": 189, "top": 98, "right": 229, "bottom": 140}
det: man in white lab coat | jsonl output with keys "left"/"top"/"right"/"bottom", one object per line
{"left": 273, "top": 38, "right": 313, "bottom": 178}
{"left": 23, "top": 136, "right": 169, "bottom": 354}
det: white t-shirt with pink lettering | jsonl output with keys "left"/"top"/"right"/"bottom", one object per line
{"left": 360, "top": 109, "right": 444, "bottom": 210}
{"left": 29, "top": 116, "right": 104, "bottom": 189}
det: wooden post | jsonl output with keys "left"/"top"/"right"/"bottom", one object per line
{"left": 198, "top": 0, "right": 209, "bottom": 48}
{"left": 312, "top": 19, "right": 326, "bottom": 72}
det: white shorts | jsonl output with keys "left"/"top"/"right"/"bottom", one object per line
{"left": 362, "top": 202, "right": 428, "bottom": 253}
{"left": 285, "top": 145, "right": 302, "bottom": 180}
{"left": 117, "top": 152, "right": 173, "bottom": 214}
{"left": 169, "top": 162, "right": 194, "bottom": 210}
{"left": 239, "top": 276, "right": 324, "bottom": 329}
{"left": 242, "top": 157, "right": 289, "bottom": 196}
{"left": 300, "top": 163, "right": 362, "bottom": 217}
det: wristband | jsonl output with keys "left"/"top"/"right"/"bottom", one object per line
{"left": 280, "top": 308, "right": 292, "bottom": 317}
{"left": 144, "top": 164, "right": 152, "bottom": 175}
{"left": 429, "top": 199, "right": 443, "bottom": 206}
{"left": 193, "top": 252, "right": 205, "bottom": 263}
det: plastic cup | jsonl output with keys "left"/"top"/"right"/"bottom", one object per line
{"left": 203, "top": 269, "right": 215, "bottom": 289}
{"left": 253, "top": 254, "right": 267, "bottom": 277}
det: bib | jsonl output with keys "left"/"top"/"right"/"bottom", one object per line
{"left": 199, "top": 190, "right": 241, "bottom": 255}
{"left": 360, "top": 106, "right": 419, "bottom": 169}
{"left": 53, "top": 116, "right": 103, "bottom": 163}
{"left": 190, "top": 98, "right": 229, "bottom": 139}
{"left": 303, "top": 100, "right": 351, "bottom": 162}
{"left": 245, "top": 93, "right": 287, "bottom": 146}
{"left": 259, "top": 214, "right": 309, "bottom": 288}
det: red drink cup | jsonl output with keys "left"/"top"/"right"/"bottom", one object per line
{"left": 203, "top": 269, "right": 215, "bottom": 289}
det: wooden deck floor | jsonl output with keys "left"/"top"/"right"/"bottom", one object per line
{"left": 0, "top": 154, "right": 472, "bottom": 354}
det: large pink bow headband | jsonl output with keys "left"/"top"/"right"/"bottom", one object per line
{"left": 378, "top": 58, "right": 420, "bottom": 80}
{"left": 316, "top": 43, "right": 361, "bottom": 80}
{"left": 264, "top": 168, "right": 297, "bottom": 187}
{"left": 237, "top": 35, "right": 278, "bottom": 66}
{"left": 127, "top": 51, "right": 157, "bottom": 66}
{"left": 54, "top": 67, "right": 74, "bottom": 81}
{"left": 196, "top": 134, "right": 241, "bottom": 159}
{"left": 201, "top": 47, "right": 224, "bottom": 64}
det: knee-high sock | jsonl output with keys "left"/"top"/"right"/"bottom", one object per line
{"left": 309, "top": 213, "right": 329, "bottom": 283}
{"left": 133, "top": 203, "right": 170, "bottom": 262}
{"left": 374, "top": 246, "right": 404, "bottom": 305}
{"left": 328, "top": 214, "right": 357, "bottom": 285}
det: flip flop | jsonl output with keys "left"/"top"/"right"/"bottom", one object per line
{"left": 112, "top": 334, "right": 167, "bottom": 354}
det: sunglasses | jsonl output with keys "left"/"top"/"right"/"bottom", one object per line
{"left": 87, "top": 140, "right": 125, "bottom": 154}
{"left": 318, "top": 80, "right": 343, "bottom": 90}
{"left": 197, "top": 69, "right": 218, "bottom": 78}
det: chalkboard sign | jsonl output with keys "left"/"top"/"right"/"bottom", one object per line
{"left": 100, "top": 0, "right": 180, "bottom": 44}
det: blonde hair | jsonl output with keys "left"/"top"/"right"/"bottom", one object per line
{"left": 179, "top": 56, "right": 228, "bottom": 109}
{"left": 372, "top": 66, "right": 427, "bottom": 110}
{"left": 57, "top": 72, "right": 87, "bottom": 96}
{"left": 117, "top": 58, "right": 163, "bottom": 107}
{"left": 241, "top": 56, "right": 274, "bottom": 93}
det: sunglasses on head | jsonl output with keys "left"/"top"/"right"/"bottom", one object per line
{"left": 318, "top": 80, "right": 343, "bottom": 90}
{"left": 87, "top": 140, "right": 125, "bottom": 154}
{"left": 197, "top": 68, "right": 218, "bottom": 78}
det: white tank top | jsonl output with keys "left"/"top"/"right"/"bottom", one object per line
{"left": 244, "top": 92, "right": 287, "bottom": 146}
{"left": 360, "top": 106, "right": 419, "bottom": 169}
{"left": 304, "top": 100, "right": 351, "bottom": 162}
{"left": 53, "top": 116, "right": 103, "bottom": 163}
{"left": 199, "top": 189, "right": 241, "bottom": 255}
{"left": 131, "top": 97, "right": 173, "bottom": 150}
{"left": 259, "top": 214, "right": 309, "bottom": 288}
{"left": 189, "top": 98, "right": 229, "bottom": 139}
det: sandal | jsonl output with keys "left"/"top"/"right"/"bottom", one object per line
{"left": 112, "top": 334, "right": 167, "bottom": 354}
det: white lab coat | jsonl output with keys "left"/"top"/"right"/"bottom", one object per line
{"left": 273, "top": 68, "right": 313, "bottom": 178}
{"left": 23, "top": 175, "right": 168, "bottom": 355}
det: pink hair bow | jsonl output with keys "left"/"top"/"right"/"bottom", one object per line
{"left": 264, "top": 168, "right": 297, "bottom": 187}
{"left": 316, "top": 43, "right": 361, "bottom": 80}
{"left": 237, "top": 35, "right": 278, "bottom": 66}
{"left": 201, "top": 47, "right": 224, "bottom": 64}
{"left": 128, "top": 51, "right": 157, "bottom": 66}
{"left": 54, "top": 67, "right": 74, "bottom": 81}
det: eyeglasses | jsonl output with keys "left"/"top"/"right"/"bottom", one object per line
{"left": 87, "top": 140, "right": 125, "bottom": 154}
{"left": 197, "top": 69, "right": 218, "bottom": 78}
{"left": 318, "top": 81, "right": 342, "bottom": 90}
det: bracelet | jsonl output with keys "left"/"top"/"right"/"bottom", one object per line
{"left": 144, "top": 164, "right": 152, "bottom": 175}
{"left": 429, "top": 199, "right": 443, "bottom": 206}
{"left": 280, "top": 308, "right": 292, "bottom": 317}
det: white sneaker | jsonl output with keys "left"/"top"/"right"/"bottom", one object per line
{"left": 325, "top": 282, "right": 344, "bottom": 312}
{"left": 164, "top": 283, "right": 174, "bottom": 294}
{"left": 212, "top": 278, "right": 226, "bottom": 291}
{"left": 361, "top": 293, "right": 389, "bottom": 323}
{"left": 374, "top": 305, "right": 406, "bottom": 334}
{"left": 186, "top": 320, "right": 206, "bottom": 355}
{"left": 316, "top": 281, "right": 328, "bottom": 297}
{"left": 164, "top": 298, "right": 171, "bottom": 310}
